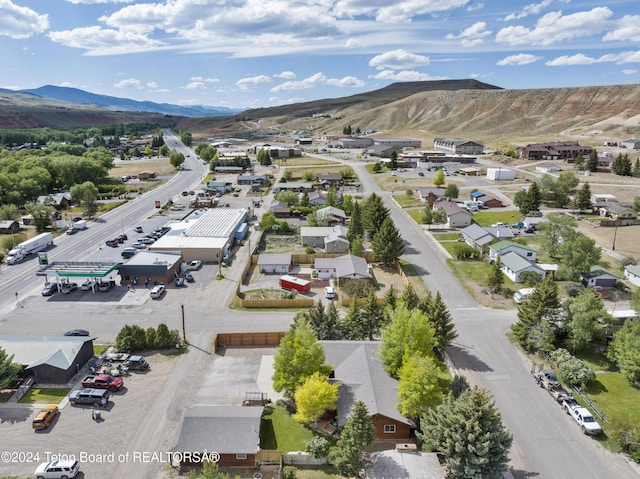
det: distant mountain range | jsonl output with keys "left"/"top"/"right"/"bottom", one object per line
{"left": 15, "top": 85, "right": 240, "bottom": 118}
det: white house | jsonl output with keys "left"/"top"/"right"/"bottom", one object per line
{"left": 489, "top": 240, "right": 537, "bottom": 262}
{"left": 314, "top": 255, "right": 371, "bottom": 281}
{"left": 499, "top": 252, "right": 546, "bottom": 283}
{"left": 257, "top": 254, "right": 291, "bottom": 274}
{"left": 435, "top": 201, "right": 472, "bottom": 228}
{"left": 624, "top": 264, "right": 640, "bottom": 287}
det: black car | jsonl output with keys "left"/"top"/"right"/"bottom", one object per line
{"left": 184, "top": 272, "right": 194, "bottom": 283}
{"left": 72, "top": 217, "right": 83, "bottom": 222}
{"left": 114, "top": 236, "right": 125, "bottom": 244}
{"left": 117, "top": 233, "right": 128, "bottom": 241}
{"left": 64, "top": 329, "right": 90, "bottom": 337}
{"left": 105, "top": 240, "right": 119, "bottom": 247}
{"left": 41, "top": 282, "right": 58, "bottom": 296}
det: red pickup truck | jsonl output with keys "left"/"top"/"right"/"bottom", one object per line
{"left": 81, "top": 374, "right": 124, "bottom": 391}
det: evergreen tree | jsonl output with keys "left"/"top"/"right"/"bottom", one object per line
{"left": 389, "top": 150, "right": 398, "bottom": 170}
{"left": 421, "top": 205, "right": 433, "bottom": 227}
{"left": 329, "top": 401, "right": 375, "bottom": 477}
{"left": 303, "top": 301, "right": 328, "bottom": 339}
{"left": 362, "top": 290, "right": 384, "bottom": 340}
{"left": 326, "top": 187, "right": 338, "bottom": 207}
{"left": 372, "top": 217, "right": 405, "bottom": 265}
{"left": 486, "top": 258, "right": 505, "bottom": 295}
{"left": 444, "top": 183, "right": 459, "bottom": 199}
{"left": 401, "top": 283, "right": 419, "bottom": 310}
{"left": 586, "top": 149, "right": 598, "bottom": 172}
{"left": 427, "top": 292, "right": 458, "bottom": 355}
{"left": 362, "top": 193, "right": 389, "bottom": 240}
{"left": 342, "top": 298, "right": 366, "bottom": 340}
{"left": 419, "top": 387, "right": 513, "bottom": 479}
{"left": 511, "top": 277, "right": 562, "bottom": 351}
{"left": 526, "top": 181, "right": 541, "bottom": 212}
{"left": 417, "top": 290, "right": 434, "bottom": 315}
{"left": 300, "top": 190, "right": 310, "bottom": 207}
{"left": 325, "top": 302, "right": 343, "bottom": 340}
{"left": 0, "top": 346, "right": 21, "bottom": 389}
{"left": 384, "top": 285, "right": 398, "bottom": 311}
{"left": 633, "top": 159, "right": 640, "bottom": 178}
{"left": 450, "top": 374, "right": 470, "bottom": 399}
{"left": 347, "top": 201, "right": 364, "bottom": 243}
{"left": 575, "top": 182, "right": 592, "bottom": 212}
{"left": 350, "top": 235, "right": 364, "bottom": 256}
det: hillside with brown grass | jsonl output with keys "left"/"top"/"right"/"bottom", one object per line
{"left": 178, "top": 83, "right": 640, "bottom": 148}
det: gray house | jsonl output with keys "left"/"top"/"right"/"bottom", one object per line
{"left": 301, "top": 225, "right": 349, "bottom": 251}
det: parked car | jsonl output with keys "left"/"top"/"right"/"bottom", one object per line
{"left": 150, "top": 284, "right": 166, "bottom": 299}
{"left": 68, "top": 388, "right": 109, "bottom": 406}
{"left": 60, "top": 282, "right": 78, "bottom": 294}
{"left": 131, "top": 243, "right": 147, "bottom": 249}
{"left": 189, "top": 190, "right": 195, "bottom": 195}
{"left": 64, "top": 329, "right": 90, "bottom": 337}
{"left": 170, "top": 204, "right": 186, "bottom": 211}
{"left": 116, "top": 233, "right": 128, "bottom": 241}
{"left": 134, "top": 226, "right": 143, "bottom": 233}
{"left": 98, "top": 282, "right": 112, "bottom": 292}
{"left": 175, "top": 277, "right": 185, "bottom": 287}
{"left": 80, "top": 279, "right": 92, "bottom": 291}
{"left": 511, "top": 222, "right": 525, "bottom": 229}
{"left": 418, "top": 171, "right": 425, "bottom": 176}
{"left": 184, "top": 272, "right": 194, "bottom": 283}
{"left": 113, "top": 236, "right": 125, "bottom": 244}
{"left": 105, "top": 239, "right": 119, "bottom": 247}
{"left": 188, "top": 260, "right": 202, "bottom": 271}
{"left": 181, "top": 191, "right": 189, "bottom": 196}
{"left": 121, "top": 248, "right": 138, "bottom": 259}
{"left": 34, "top": 459, "right": 79, "bottom": 479}
{"left": 41, "top": 282, "right": 58, "bottom": 297}
{"left": 138, "top": 237, "right": 155, "bottom": 245}
{"left": 32, "top": 405, "right": 58, "bottom": 430}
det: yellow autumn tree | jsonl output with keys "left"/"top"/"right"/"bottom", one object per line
{"left": 293, "top": 372, "right": 339, "bottom": 427}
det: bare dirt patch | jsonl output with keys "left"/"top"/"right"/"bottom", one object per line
{"left": 111, "top": 157, "right": 174, "bottom": 177}
{"left": 577, "top": 221, "right": 640, "bottom": 263}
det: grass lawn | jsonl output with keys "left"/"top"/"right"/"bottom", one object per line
{"left": 261, "top": 405, "right": 313, "bottom": 452}
{"left": 286, "top": 165, "right": 355, "bottom": 182}
{"left": 279, "top": 157, "right": 335, "bottom": 166}
{"left": 446, "top": 258, "right": 518, "bottom": 300}
{"left": 406, "top": 209, "right": 424, "bottom": 224}
{"left": 432, "top": 232, "right": 462, "bottom": 241}
{"left": 576, "top": 350, "right": 616, "bottom": 372}
{"left": 394, "top": 194, "right": 422, "bottom": 208}
{"left": 295, "top": 466, "right": 343, "bottom": 479}
{"left": 93, "top": 345, "right": 109, "bottom": 356}
{"left": 398, "top": 260, "right": 431, "bottom": 298}
{"left": 584, "top": 372, "right": 640, "bottom": 428}
{"left": 472, "top": 211, "right": 524, "bottom": 227}
{"left": 19, "top": 388, "right": 71, "bottom": 404}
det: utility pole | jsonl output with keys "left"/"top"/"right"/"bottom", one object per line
{"left": 181, "top": 304, "right": 186, "bottom": 342}
{"left": 612, "top": 222, "right": 618, "bottom": 251}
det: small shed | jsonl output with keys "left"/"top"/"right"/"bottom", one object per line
{"left": 0, "top": 220, "right": 19, "bottom": 234}
{"left": 487, "top": 168, "right": 515, "bottom": 181}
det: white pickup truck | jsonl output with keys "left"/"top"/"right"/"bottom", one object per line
{"left": 562, "top": 397, "right": 602, "bottom": 435}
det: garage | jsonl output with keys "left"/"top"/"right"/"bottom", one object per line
{"left": 257, "top": 254, "right": 291, "bottom": 274}
{"left": 581, "top": 267, "right": 621, "bottom": 288}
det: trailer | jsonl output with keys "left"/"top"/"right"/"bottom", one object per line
{"left": 486, "top": 167, "right": 516, "bottom": 181}
{"left": 6, "top": 232, "right": 53, "bottom": 264}
{"left": 279, "top": 275, "right": 311, "bottom": 293}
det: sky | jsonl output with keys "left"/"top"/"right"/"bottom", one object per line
{"left": 1, "top": 0, "right": 639, "bottom": 110}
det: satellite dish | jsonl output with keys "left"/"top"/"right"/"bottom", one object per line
{"left": 253, "top": 474, "right": 262, "bottom": 479}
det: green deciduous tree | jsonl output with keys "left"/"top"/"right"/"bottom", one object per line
{"left": 397, "top": 354, "right": 442, "bottom": 418}
{"left": 539, "top": 212, "right": 578, "bottom": 258}
{"left": 169, "top": 150, "right": 185, "bottom": 169}
{"left": 379, "top": 306, "right": 436, "bottom": 378}
{"left": 444, "top": 183, "right": 459, "bottom": 199}
{"left": 565, "top": 289, "right": 607, "bottom": 352}
{"left": 557, "top": 233, "right": 601, "bottom": 281}
{"left": 272, "top": 320, "right": 331, "bottom": 398}
{"left": 433, "top": 169, "right": 445, "bottom": 187}
{"left": 0, "top": 203, "right": 19, "bottom": 221}
{"left": 256, "top": 149, "right": 271, "bottom": 166}
{"left": 25, "top": 203, "right": 54, "bottom": 233}
{"left": 421, "top": 205, "right": 433, "bottom": 227}
{"left": 115, "top": 324, "right": 147, "bottom": 351}
{"left": 372, "top": 217, "right": 405, "bottom": 265}
{"left": 419, "top": 387, "right": 513, "bottom": 479}
{"left": 607, "top": 320, "right": 640, "bottom": 383}
{"left": 0, "top": 346, "right": 21, "bottom": 389}
{"left": 70, "top": 181, "right": 99, "bottom": 218}
{"left": 486, "top": 258, "right": 504, "bottom": 295}
{"left": 329, "top": 401, "right": 375, "bottom": 477}
{"left": 293, "top": 372, "right": 339, "bottom": 426}
{"left": 427, "top": 291, "right": 458, "bottom": 355}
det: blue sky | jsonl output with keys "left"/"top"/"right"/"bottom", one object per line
{"left": 1, "top": 0, "right": 639, "bottom": 110}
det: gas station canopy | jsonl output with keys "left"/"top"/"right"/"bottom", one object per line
{"left": 37, "top": 261, "right": 121, "bottom": 279}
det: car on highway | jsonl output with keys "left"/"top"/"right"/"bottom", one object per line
{"left": 32, "top": 405, "right": 58, "bottom": 430}
{"left": 34, "top": 459, "right": 80, "bottom": 479}
{"left": 64, "top": 329, "right": 90, "bottom": 337}
{"left": 60, "top": 282, "right": 78, "bottom": 294}
{"left": 188, "top": 260, "right": 202, "bottom": 271}
{"left": 41, "top": 282, "right": 58, "bottom": 297}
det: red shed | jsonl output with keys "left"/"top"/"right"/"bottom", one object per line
{"left": 279, "top": 275, "right": 311, "bottom": 293}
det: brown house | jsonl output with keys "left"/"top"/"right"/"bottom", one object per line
{"left": 171, "top": 405, "right": 262, "bottom": 468}
{"left": 0, "top": 220, "right": 19, "bottom": 234}
{"left": 36, "top": 193, "right": 72, "bottom": 210}
{"left": 414, "top": 187, "right": 446, "bottom": 206}
{"left": 321, "top": 341, "right": 415, "bottom": 440}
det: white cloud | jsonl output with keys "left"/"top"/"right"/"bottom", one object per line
{"left": 545, "top": 50, "right": 640, "bottom": 66}
{"left": 271, "top": 72, "right": 364, "bottom": 92}
{"left": 371, "top": 70, "right": 448, "bottom": 81}
{"left": 466, "top": 3, "right": 484, "bottom": 12}
{"left": 274, "top": 71, "right": 296, "bottom": 79}
{"left": 622, "top": 69, "right": 637, "bottom": 75}
{"left": 369, "top": 49, "right": 430, "bottom": 70}
{"left": 446, "top": 21, "right": 491, "bottom": 47}
{"left": 114, "top": 78, "right": 143, "bottom": 89}
{"left": 496, "top": 7, "right": 613, "bottom": 46}
{"left": 332, "top": 0, "right": 470, "bottom": 23}
{"left": 236, "top": 75, "right": 272, "bottom": 90}
{"left": 603, "top": 15, "right": 640, "bottom": 42}
{"left": 345, "top": 38, "right": 363, "bottom": 49}
{"left": 191, "top": 76, "right": 219, "bottom": 83}
{"left": 503, "top": 0, "right": 553, "bottom": 21}
{"left": 146, "top": 81, "right": 158, "bottom": 89}
{"left": 185, "top": 82, "right": 205, "bottom": 90}
{"left": 0, "top": 0, "right": 49, "bottom": 39}
{"left": 496, "top": 53, "right": 542, "bottom": 66}
{"left": 49, "top": 26, "right": 166, "bottom": 55}
{"left": 65, "top": 0, "right": 133, "bottom": 4}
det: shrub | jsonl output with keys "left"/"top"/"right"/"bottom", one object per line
{"left": 564, "top": 282, "right": 584, "bottom": 298}
{"left": 549, "top": 348, "right": 596, "bottom": 387}
{"left": 276, "top": 399, "right": 297, "bottom": 414}
{"left": 115, "top": 325, "right": 146, "bottom": 351}
{"left": 621, "top": 256, "right": 637, "bottom": 267}
{"left": 306, "top": 436, "right": 331, "bottom": 458}
{"left": 341, "top": 279, "right": 373, "bottom": 299}
{"left": 282, "top": 466, "right": 297, "bottom": 479}
{"left": 305, "top": 246, "right": 315, "bottom": 254}
{"left": 155, "top": 323, "right": 173, "bottom": 349}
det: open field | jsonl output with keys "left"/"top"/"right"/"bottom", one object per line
{"left": 110, "top": 157, "right": 174, "bottom": 177}
{"left": 278, "top": 156, "right": 336, "bottom": 166}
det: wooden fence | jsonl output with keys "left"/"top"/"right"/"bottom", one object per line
{"left": 214, "top": 332, "right": 286, "bottom": 352}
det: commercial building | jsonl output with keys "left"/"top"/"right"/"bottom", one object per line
{"left": 119, "top": 251, "right": 183, "bottom": 286}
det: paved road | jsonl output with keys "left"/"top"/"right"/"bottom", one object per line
{"left": 350, "top": 162, "right": 637, "bottom": 479}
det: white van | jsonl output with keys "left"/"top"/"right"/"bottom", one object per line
{"left": 514, "top": 287, "right": 536, "bottom": 304}
{"left": 325, "top": 286, "right": 336, "bottom": 300}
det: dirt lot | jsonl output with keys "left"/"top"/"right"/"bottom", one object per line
{"left": 111, "top": 157, "right": 175, "bottom": 177}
